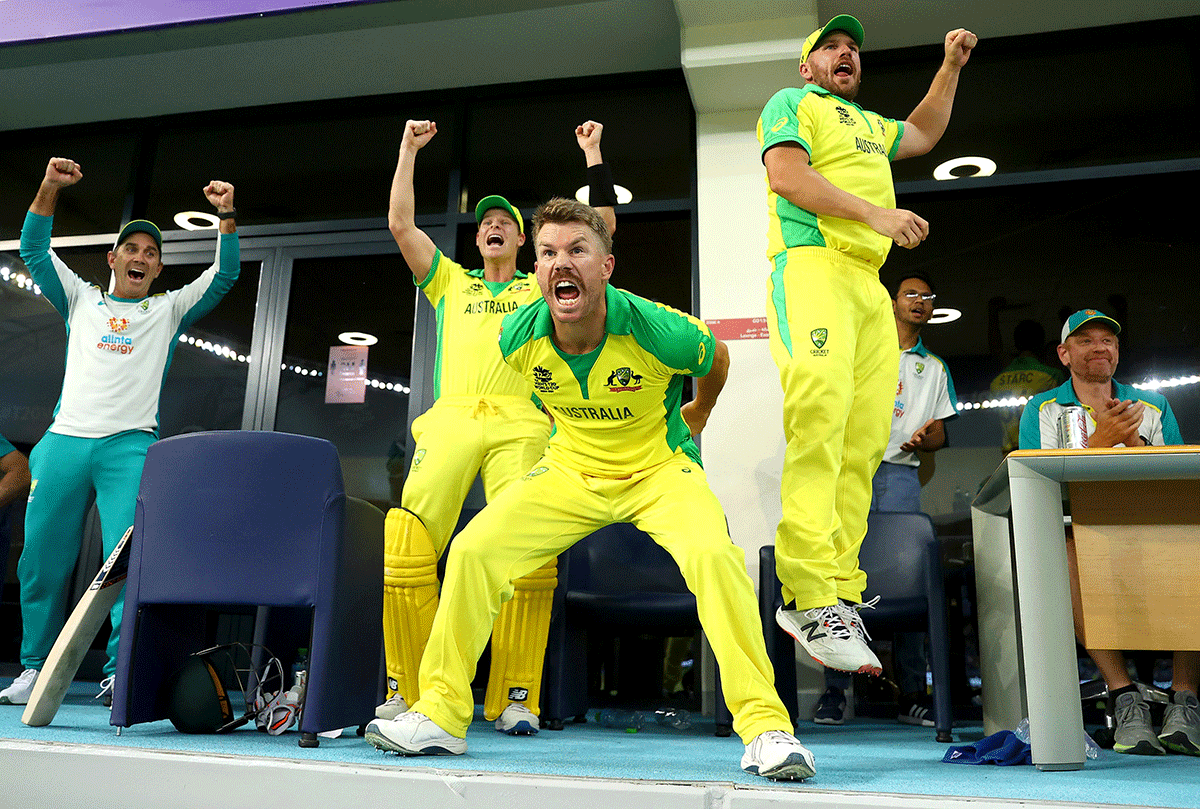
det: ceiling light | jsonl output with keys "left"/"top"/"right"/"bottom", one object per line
{"left": 928, "top": 308, "right": 961, "bottom": 324}
{"left": 933, "top": 156, "right": 996, "bottom": 181}
{"left": 338, "top": 331, "right": 378, "bottom": 346}
{"left": 174, "top": 211, "right": 220, "bottom": 230}
{"left": 574, "top": 184, "right": 634, "bottom": 205}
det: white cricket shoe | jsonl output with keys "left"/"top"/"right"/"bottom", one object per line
{"left": 776, "top": 604, "right": 882, "bottom": 676}
{"left": 365, "top": 711, "right": 467, "bottom": 756}
{"left": 495, "top": 703, "right": 540, "bottom": 735}
{"left": 0, "top": 669, "right": 38, "bottom": 705}
{"left": 375, "top": 693, "right": 409, "bottom": 720}
{"left": 741, "top": 730, "right": 816, "bottom": 780}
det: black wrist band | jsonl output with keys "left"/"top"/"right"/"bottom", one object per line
{"left": 217, "top": 208, "right": 237, "bottom": 220}
{"left": 586, "top": 163, "right": 618, "bottom": 207}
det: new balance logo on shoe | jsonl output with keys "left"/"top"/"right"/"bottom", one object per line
{"left": 802, "top": 621, "right": 826, "bottom": 642}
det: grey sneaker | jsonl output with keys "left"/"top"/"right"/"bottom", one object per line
{"left": 776, "top": 605, "right": 882, "bottom": 675}
{"left": 1112, "top": 689, "right": 1166, "bottom": 755}
{"left": 1159, "top": 689, "right": 1200, "bottom": 756}
{"left": 495, "top": 703, "right": 539, "bottom": 735}
{"left": 741, "top": 730, "right": 816, "bottom": 780}
{"left": 0, "top": 669, "right": 38, "bottom": 705}
{"left": 365, "top": 711, "right": 467, "bottom": 756}
{"left": 375, "top": 693, "right": 409, "bottom": 720}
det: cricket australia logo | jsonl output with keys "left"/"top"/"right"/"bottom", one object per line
{"left": 915, "top": 362, "right": 926, "bottom": 375}
{"left": 108, "top": 317, "right": 130, "bottom": 332}
{"left": 606, "top": 366, "right": 643, "bottom": 392}
{"left": 139, "top": 299, "right": 150, "bottom": 312}
{"left": 836, "top": 106, "right": 855, "bottom": 126}
{"left": 810, "top": 328, "right": 828, "bottom": 357}
{"left": 412, "top": 449, "right": 426, "bottom": 469}
{"left": 532, "top": 366, "right": 558, "bottom": 394}
{"left": 523, "top": 466, "right": 549, "bottom": 481}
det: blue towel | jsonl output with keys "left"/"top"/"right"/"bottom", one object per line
{"left": 942, "top": 731, "right": 1032, "bottom": 766}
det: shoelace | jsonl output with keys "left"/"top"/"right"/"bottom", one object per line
{"left": 94, "top": 675, "right": 114, "bottom": 701}
{"left": 807, "top": 605, "right": 854, "bottom": 640}
{"left": 838, "top": 596, "right": 880, "bottom": 642}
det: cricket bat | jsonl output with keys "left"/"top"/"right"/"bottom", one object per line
{"left": 21, "top": 525, "right": 133, "bottom": 727}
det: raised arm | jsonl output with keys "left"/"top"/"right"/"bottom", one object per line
{"left": 29, "top": 157, "right": 83, "bottom": 217}
{"left": 764, "top": 144, "right": 929, "bottom": 249}
{"left": 389, "top": 120, "right": 440, "bottom": 283}
{"left": 680, "top": 338, "right": 730, "bottom": 437}
{"left": 894, "top": 29, "right": 977, "bottom": 160}
{"left": 204, "top": 180, "right": 237, "bottom": 235}
{"left": 577, "top": 121, "right": 617, "bottom": 237}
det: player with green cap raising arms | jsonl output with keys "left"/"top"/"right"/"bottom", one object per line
{"left": 378, "top": 119, "right": 617, "bottom": 735}
{"left": 0, "top": 158, "right": 238, "bottom": 708}
{"left": 757, "top": 16, "right": 975, "bottom": 676}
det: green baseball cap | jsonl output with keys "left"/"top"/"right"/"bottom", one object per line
{"left": 475, "top": 195, "right": 523, "bottom": 235}
{"left": 801, "top": 14, "right": 865, "bottom": 63}
{"left": 1060, "top": 309, "right": 1122, "bottom": 342}
{"left": 115, "top": 219, "right": 163, "bottom": 251}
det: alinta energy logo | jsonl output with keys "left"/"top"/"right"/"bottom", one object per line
{"left": 606, "top": 366, "right": 643, "bottom": 392}
{"left": 99, "top": 317, "right": 134, "bottom": 354}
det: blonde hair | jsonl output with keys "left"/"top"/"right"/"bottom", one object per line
{"left": 531, "top": 197, "right": 612, "bottom": 254}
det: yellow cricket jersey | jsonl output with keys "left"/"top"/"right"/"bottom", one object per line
{"left": 498, "top": 285, "right": 714, "bottom": 477}
{"left": 757, "top": 85, "right": 905, "bottom": 269}
{"left": 418, "top": 250, "right": 542, "bottom": 400}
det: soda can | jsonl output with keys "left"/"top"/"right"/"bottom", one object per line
{"left": 1057, "top": 406, "right": 1088, "bottom": 449}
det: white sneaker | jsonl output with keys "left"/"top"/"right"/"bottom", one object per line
{"left": 495, "top": 703, "right": 540, "bottom": 735}
{"left": 365, "top": 711, "right": 467, "bottom": 756}
{"left": 375, "top": 693, "right": 409, "bottom": 720}
{"left": 776, "top": 605, "right": 882, "bottom": 675}
{"left": 0, "top": 669, "right": 39, "bottom": 705}
{"left": 741, "top": 730, "right": 816, "bottom": 780}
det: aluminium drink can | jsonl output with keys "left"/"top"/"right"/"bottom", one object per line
{"left": 1057, "top": 406, "right": 1089, "bottom": 449}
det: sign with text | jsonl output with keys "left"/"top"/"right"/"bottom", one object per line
{"left": 325, "top": 345, "right": 368, "bottom": 404}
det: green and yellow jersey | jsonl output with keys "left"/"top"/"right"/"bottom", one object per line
{"left": 498, "top": 285, "right": 714, "bottom": 477}
{"left": 757, "top": 85, "right": 904, "bottom": 269}
{"left": 418, "top": 250, "right": 542, "bottom": 400}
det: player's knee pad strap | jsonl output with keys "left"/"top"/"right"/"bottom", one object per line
{"left": 383, "top": 508, "right": 440, "bottom": 703}
{"left": 484, "top": 558, "right": 558, "bottom": 720}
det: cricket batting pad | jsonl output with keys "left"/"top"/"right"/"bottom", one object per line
{"left": 382, "top": 507, "right": 440, "bottom": 705}
{"left": 483, "top": 558, "right": 557, "bottom": 720}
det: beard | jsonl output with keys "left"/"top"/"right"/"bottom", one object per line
{"left": 810, "top": 69, "right": 860, "bottom": 101}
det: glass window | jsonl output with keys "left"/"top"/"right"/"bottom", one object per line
{"left": 464, "top": 75, "right": 694, "bottom": 213}
{"left": 143, "top": 101, "right": 457, "bottom": 228}
{"left": 0, "top": 129, "right": 140, "bottom": 240}
{"left": 273, "top": 251, "right": 416, "bottom": 508}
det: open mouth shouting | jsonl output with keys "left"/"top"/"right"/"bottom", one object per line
{"left": 485, "top": 233, "right": 505, "bottom": 248}
{"left": 834, "top": 59, "right": 855, "bottom": 79}
{"left": 553, "top": 277, "right": 581, "bottom": 308}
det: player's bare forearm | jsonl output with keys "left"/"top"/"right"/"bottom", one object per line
{"left": 30, "top": 181, "right": 61, "bottom": 217}
{"left": 0, "top": 451, "right": 31, "bottom": 510}
{"left": 31, "top": 158, "right": 83, "bottom": 217}
{"left": 388, "top": 140, "right": 437, "bottom": 281}
{"left": 896, "top": 29, "right": 976, "bottom": 160}
{"left": 765, "top": 145, "right": 874, "bottom": 223}
{"left": 922, "top": 419, "right": 947, "bottom": 452}
{"left": 692, "top": 339, "right": 729, "bottom": 414}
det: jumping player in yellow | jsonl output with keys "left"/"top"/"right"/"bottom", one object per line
{"left": 757, "top": 16, "right": 976, "bottom": 674}
{"left": 380, "top": 120, "right": 617, "bottom": 735}
{"left": 366, "top": 198, "right": 817, "bottom": 781}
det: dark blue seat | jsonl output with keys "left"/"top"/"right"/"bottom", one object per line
{"left": 760, "top": 510, "right": 954, "bottom": 741}
{"left": 109, "top": 431, "right": 384, "bottom": 747}
{"left": 540, "top": 522, "right": 733, "bottom": 735}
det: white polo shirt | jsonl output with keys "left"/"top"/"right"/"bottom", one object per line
{"left": 1018, "top": 378, "right": 1182, "bottom": 449}
{"left": 883, "top": 337, "right": 958, "bottom": 467}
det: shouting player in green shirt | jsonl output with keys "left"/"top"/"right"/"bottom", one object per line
{"left": 367, "top": 198, "right": 817, "bottom": 781}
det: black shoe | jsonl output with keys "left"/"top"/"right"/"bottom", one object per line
{"left": 897, "top": 693, "right": 933, "bottom": 727}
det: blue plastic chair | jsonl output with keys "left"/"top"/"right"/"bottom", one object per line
{"left": 109, "top": 431, "right": 384, "bottom": 747}
{"left": 540, "top": 522, "right": 734, "bottom": 735}
{"left": 760, "top": 510, "right": 954, "bottom": 740}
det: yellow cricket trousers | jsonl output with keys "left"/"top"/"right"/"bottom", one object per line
{"left": 766, "top": 246, "right": 899, "bottom": 610}
{"left": 401, "top": 395, "right": 551, "bottom": 551}
{"left": 410, "top": 453, "right": 793, "bottom": 744}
